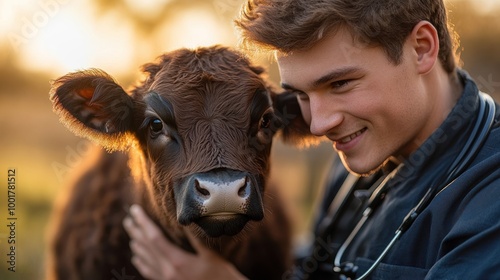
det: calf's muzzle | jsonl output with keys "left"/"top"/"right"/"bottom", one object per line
{"left": 175, "top": 168, "right": 264, "bottom": 237}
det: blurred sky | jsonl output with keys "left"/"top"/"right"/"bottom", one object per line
{"left": 1, "top": 0, "right": 240, "bottom": 79}
{"left": 0, "top": 0, "right": 499, "bottom": 279}
{"left": 1, "top": 0, "right": 500, "bottom": 81}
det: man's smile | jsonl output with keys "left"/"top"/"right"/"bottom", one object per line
{"left": 331, "top": 127, "right": 367, "bottom": 152}
{"left": 330, "top": 127, "right": 367, "bottom": 143}
{"left": 337, "top": 127, "right": 367, "bottom": 144}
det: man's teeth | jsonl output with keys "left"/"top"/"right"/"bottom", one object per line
{"left": 340, "top": 129, "right": 364, "bottom": 143}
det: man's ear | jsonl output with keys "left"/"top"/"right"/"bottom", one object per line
{"left": 271, "top": 91, "right": 322, "bottom": 147}
{"left": 49, "top": 69, "right": 135, "bottom": 151}
{"left": 411, "top": 20, "right": 439, "bottom": 74}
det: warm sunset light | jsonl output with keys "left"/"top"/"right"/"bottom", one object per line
{"left": 2, "top": 0, "right": 236, "bottom": 77}
{"left": 468, "top": 0, "right": 500, "bottom": 13}
{"left": 3, "top": 0, "right": 498, "bottom": 76}
{"left": 17, "top": 6, "right": 127, "bottom": 74}
{"left": 123, "top": 0, "right": 173, "bottom": 20}
{"left": 154, "top": 7, "right": 235, "bottom": 50}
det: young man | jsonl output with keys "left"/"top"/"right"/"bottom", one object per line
{"left": 124, "top": 0, "right": 500, "bottom": 279}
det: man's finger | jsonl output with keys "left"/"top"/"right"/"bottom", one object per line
{"left": 185, "top": 230, "right": 210, "bottom": 256}
{"left": 129, "top": 204, "right": 191, "bottom": 259}
{"left": 132, "top": 255, "right": 163, "bottom": 280}
{"left": 123, "top": 216, "right": 144, "bottom": 241}
{"left": 130, "top": 240, "right": 161, "bottom": 271}
{"left": 130, "top": 204, "right": 164, "bottom": 240}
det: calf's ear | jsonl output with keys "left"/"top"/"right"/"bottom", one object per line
{"left": 271, "top": 91, "right": 323, "bottom": 147}
{"left": 49, "top": 69, "right": 135, "bottom": 151}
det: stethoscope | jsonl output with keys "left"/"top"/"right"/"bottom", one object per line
{"left": 326, "top": 92, "right": 496, "bottom": 280}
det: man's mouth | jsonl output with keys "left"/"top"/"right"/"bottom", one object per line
{"left": 338, "top": 128, "right": 367, "bottom": 144}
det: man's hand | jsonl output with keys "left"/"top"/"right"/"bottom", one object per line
{"left": 123, "top": 204, "right": 247, "bottom": 280}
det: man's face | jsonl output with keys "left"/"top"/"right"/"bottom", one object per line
{"left": 277, "top": 28, "right": 433, "bottom": 175}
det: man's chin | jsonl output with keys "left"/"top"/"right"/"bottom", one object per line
{"left": 338, "top": 153, "right": 384, "bottom": 176}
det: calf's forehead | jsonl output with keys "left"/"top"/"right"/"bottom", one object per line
{"left": 140, "top": 57, "right": 272, "bottom": 173}
{"left": 147, "top": 54, "right": 271, "bottom": 130}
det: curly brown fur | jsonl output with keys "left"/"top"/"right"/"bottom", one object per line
{"left": 47, "top": 45, "right": 314, "bottom": 280}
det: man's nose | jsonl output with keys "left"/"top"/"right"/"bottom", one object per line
{"left": 308, "top": 96, "right": 343, "bottom": 136}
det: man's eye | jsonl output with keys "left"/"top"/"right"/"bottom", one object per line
{"left": 331, "top": 79, "right": 351, "bottom": 89}
{"left": 150, "top": 118, "right": 163, "bottom": 133}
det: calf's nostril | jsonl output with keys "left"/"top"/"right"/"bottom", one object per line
{"left": 238, "top": 186, "right": 245, "bottom": 197}
{"left": 237, "top": 177, "right": 249, "bottom": 198}
{"left": 194, "top": 179, "right": 210, "bottom": 197}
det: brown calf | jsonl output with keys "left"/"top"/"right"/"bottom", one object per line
{"left": 46, "top": 46, "right": 316, "bottom": 280}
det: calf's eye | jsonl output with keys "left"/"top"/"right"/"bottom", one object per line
{"left": 260, "top": 114, "right": 271, "bottom": 129}
{"left": 259, "top": 108, "right": 275, "bottom": 130}
{"left": 150, "top": 118, "right": 163, "bottom": 133}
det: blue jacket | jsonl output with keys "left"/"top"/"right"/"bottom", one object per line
{"left": 289, "top": 70, "right": 500, "bottom": 280}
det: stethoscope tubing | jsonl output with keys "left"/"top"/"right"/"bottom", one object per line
{"left": 331, "top": 92, "right": 496, "bottom": 279}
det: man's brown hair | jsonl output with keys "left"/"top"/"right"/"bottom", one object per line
{"left": 236, "top": 0, "right": 459, "bottom": 73}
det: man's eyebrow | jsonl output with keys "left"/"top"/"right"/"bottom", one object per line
{"left": 280, "top": 66, "right": 362, "bottom": 92}
{"left": 280, "top": 82, "right": 299, "bottom": 91}
{"left": 311, "top": 66, "right": 362, "bottom": 88}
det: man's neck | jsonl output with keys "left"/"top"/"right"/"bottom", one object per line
{"left": 397, "top": 66, "right": 463, "bottom": 160}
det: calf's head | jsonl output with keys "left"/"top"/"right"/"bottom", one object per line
{"left": 50, "top": 46, "right": 316, "bottom": 238}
